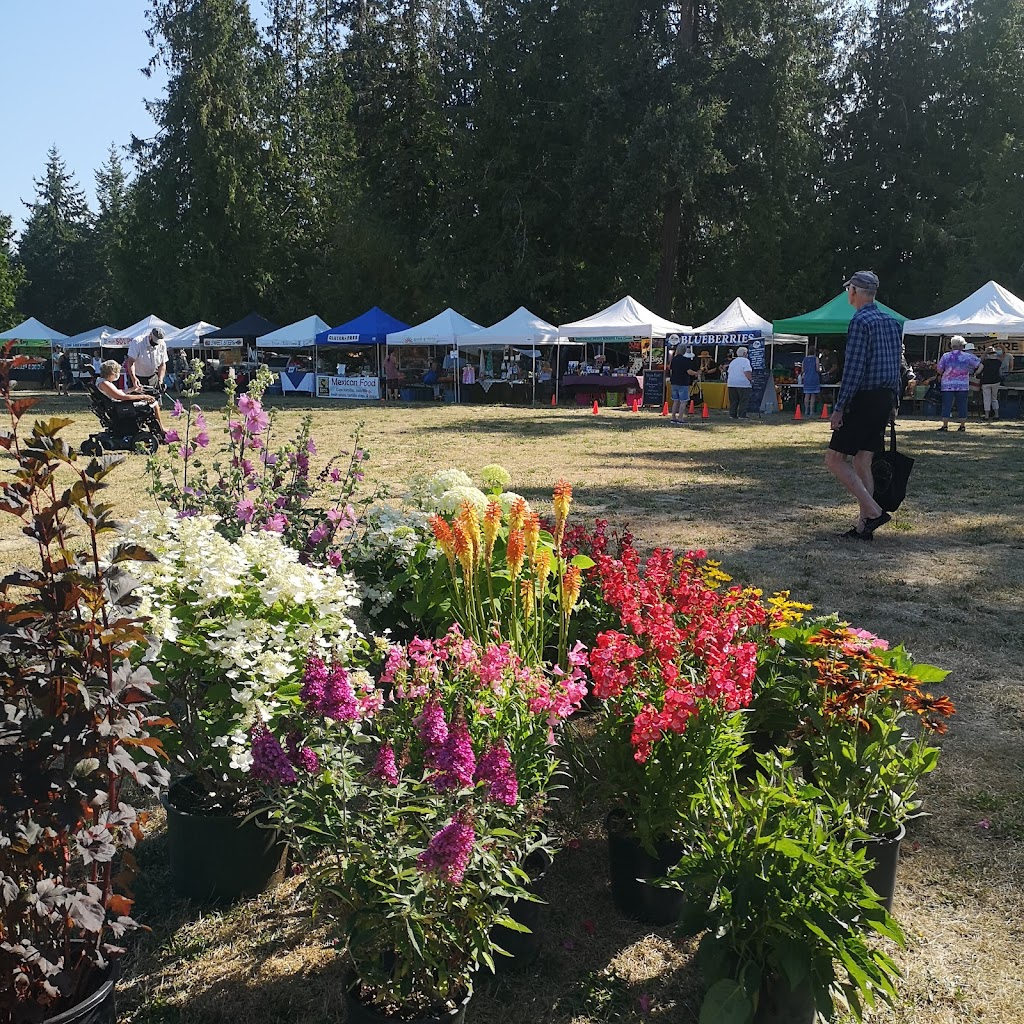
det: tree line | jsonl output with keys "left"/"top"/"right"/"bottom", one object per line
{"left": 1, "top": 0, "right": 1022, "bottom": 337}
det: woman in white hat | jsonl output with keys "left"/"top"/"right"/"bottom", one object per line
{"left": 935, "top": 336, "right": 981, "bottom": 431}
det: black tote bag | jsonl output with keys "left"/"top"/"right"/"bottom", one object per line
{"left": 873, "top": 421, "right": 915, "bottom": 512}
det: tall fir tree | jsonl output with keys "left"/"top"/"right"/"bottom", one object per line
{"left": 16, "top": 147, "right": 95, "bottom": 333}
{"left": 0, "top": 212, "right": 25, "bottom": 330}
{"left": 123, "top": 0, "right": 276, "bottom": 323}
{"left": 91, "top": 145, "right": 133, "bottom": 325}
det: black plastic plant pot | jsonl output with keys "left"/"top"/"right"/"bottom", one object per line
{"left": 47, "top": 957, "right": 118, "bottom": 1024}
{"left": 163, "top": 778, "right": 288, "bottom": 903}
{"left": 856, "top": 823, "right": 906, "bottom": 913}
{"left": 344, "top": 974, "right": 472, "bottom": 1024}
{"left": 490, "top": 849, "right": 554, "bottom": 971}
{"left": 753, "top": 974, "right": 816, "bottom": 1024}
{"left": 605, "top": 810, "right": 684, "bottom": 926}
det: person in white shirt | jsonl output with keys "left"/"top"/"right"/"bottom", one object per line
{"left": 726, "top": 346, "right": 754, "bottom": 419}
{"left": 91, "top": 353, "right": 103, "bottom": 378}
{"left": 125, "top": 328, "right": 168, "bottom": 389}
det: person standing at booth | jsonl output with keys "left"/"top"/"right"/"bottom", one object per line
{"left": 978, "top": 346, "right": 1003, "bottom": 421}
{"left": 826, "top": 271, "right": 902, "bottom": 540}
{"left": 384, "top": 350, "right": 400, "bottom": 400}
{"left": 726, "top": 346, "right": 753, "bottom": 419}
{"left": 935, "top": 335, "right": 981, "bottom": 432}
{"left": 125, "top": 328, "right": 168, "bottom": 389}
{"left": 801, "top": 346, "right": 822, "bottom": 417}
{"left": 668, "top": 343, "right": 698, "bottom": 426}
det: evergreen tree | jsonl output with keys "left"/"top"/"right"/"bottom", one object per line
{"left": 16, "top": 147, "right": 95, "bottom": 333}
{"left": 91, "top": 145, "right": 133, "bottom": 325}
{"left": 123, "top": 0, "right": 276, "bottom": 323}
{"left": 0, "top": 212, "right": 25, "bottom": 330}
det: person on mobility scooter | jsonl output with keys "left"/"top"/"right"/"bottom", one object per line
{"left": 81, "top": 359, "right": 167, "bottom": 455}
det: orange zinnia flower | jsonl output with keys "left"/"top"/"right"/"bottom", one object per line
{"left": 507, "top": 528, "right": 525, "bottom": 577}
{"left": 483, "top": 501, "right": 502, "bottom": 562}
{"left": 430, "top": 514, "right": 456, "bottom": 571}
{"left": 561, "top": 564, "right": 582, "bottom": 615}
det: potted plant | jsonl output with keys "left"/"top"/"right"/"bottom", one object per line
{"left": 761, "top": 620, "right": 954, "bottom": 908}
{"left": 588, "top": 548, "right": 768, "bottom": 923}
{"left": 667, "top": 751, "right": 906, "bottom": 1024}
{"left": 258, "top": 633, "right": 586, "bottom": 1019}
{"left": 123, "top": 510, "right": 370, "bottom": 901}
{"left": 0, "top": 375, "right": 169, "bottom": 1022}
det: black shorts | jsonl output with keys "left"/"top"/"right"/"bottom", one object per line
{"left": 829, "top": 388, "right": 895, "bottom": 456}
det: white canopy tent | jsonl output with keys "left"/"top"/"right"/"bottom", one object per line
{"left": 164, "top": 321, "right": 219, "bottom": 350}
{"left": 386, "top": 307, "right": 483, "bottom": 346}
{"left": 0, "top": 316, "right": 69, "bottom": 345}
{"left": 902, "top": 280, "right": 1024, "bottom": 338}
{"left": 692, "top": 298, "right": 773, "bottom": 336}
{"left": 61, "top": 325, "right": 117, "bottom": 350}
{"left": 106, "top": 315, "right": 179, "bottom": 347}
{"left": 257, "top": 315, "right": 331, "bottom": 349}
{"left": 455, "top": 306, "right": 558, "bottom": 404}
{"left": 557, "top": 295, "right": 691, "bottom": 339}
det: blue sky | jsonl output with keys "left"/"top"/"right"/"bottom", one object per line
{"left": 0, "top": 1, "right": 263, "bottom": 236}
{"left": 0, "top": 2, "right": 163, "bottom": 233}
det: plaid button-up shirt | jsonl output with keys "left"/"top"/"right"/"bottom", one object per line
{"left": 836, "top": 302, "right": 903, "bottom": 411}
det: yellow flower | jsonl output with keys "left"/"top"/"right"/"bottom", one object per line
{"left": 699, "top": 558, "right": 732, "bottom": 589}
{"left": 483, "top": 501, "right": 502, "bottom": 563}
{"left": 767, "top": 590, "right": 814, "bottom": 625}
{"left": 453, "top": 521, "right": 474, "bottom": 581}
{"left": 509, "top": 496, "right": 529, "bottom": 532}
{"left": 524, "top": 511, "right": 541, "bottom": 563}
{"left": 532, "top": 550, "right": 552, "bottom": 592}
{"left": 553, "top": 479, "right": 572, "bottom": 545}
{"left": 457, "top": 499, "right": 482, "bottom": 563}
{"left": 429, "top": 514, "right": 456, "bottom": 572}
{"left": 520, "top": 578, "right": 535, "bottom": 617}
{"left": 560, "top": 564, "right": 582, "bottom": 616}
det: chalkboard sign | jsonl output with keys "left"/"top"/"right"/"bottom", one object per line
{"left": 643, "top": 371, "right": 666, "bottom": 408}
{"left": 747, "top": 337, "right": 769, "bottom": 413}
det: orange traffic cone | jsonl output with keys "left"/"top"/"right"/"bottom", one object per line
{"left": 631, "top": 397, "right": 639, "bottom": 412}
{"left": 821, "top": 403, "right": 829, "bottom": 418}
{"left": 592, "top": 399, "right": 599, "bottom": 415}
{"left": 551, "top": 393, "right": 557, "bottom": 407}
{"left": 688, "top": 399, "right": 695, "bottom": 414}
{"left": 702, "top": 402, "right": 710, "bottom": 420}
{"left": 661, "top": 401, "right": 670, "bottom": 417}
{"left": 794, "top": 405, "right": 803, "bottom": 421}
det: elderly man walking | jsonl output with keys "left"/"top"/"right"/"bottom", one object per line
{"left": 826, "top": 271, "right": 903, "bottom": 541}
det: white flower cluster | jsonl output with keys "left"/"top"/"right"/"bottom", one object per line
{"left": 123, "top": 512, "right": 363, "bottom": 774}
{"left": 406, "top": 468, "right": 474, "bottom": 509}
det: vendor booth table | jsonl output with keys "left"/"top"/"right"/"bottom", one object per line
{"left": 315, "top": 307, "right": 408, "bottom": 400}
{"left": 560, "top": 373, "right": 643, "bottom": 405}
{"left": 281, "top": 370, "right": 317, "bottom": 395}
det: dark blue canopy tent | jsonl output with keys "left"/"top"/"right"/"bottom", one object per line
{"left": 315, "top": 306, "right": 410, "bottom": 346}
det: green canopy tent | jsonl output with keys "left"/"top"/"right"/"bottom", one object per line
{"left": 773, "top": 292, "right": 906, "bottom": 335}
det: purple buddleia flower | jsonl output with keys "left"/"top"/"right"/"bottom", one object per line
{"left": 475, "top": 742, "right": 519, "bottom": 805}
{"left": 303, "top": 659, "right": 358, "bottom": 721}
{"left": 415, "top": 699, "right": 449, "bottom": 763}
{"left": 371, "top": 742, "right": 399, "bottom": 786}
{"left": 285, "top": 732, "right": 321, "bottom": 775}
{"left": 417, "top": 816, "right": 475, "bottom": 884}
{"left": 250, "top": 726, "right": 297, "bottom": 785}
{"left": 431, "top": 715, "right": 476, "bottom": 792}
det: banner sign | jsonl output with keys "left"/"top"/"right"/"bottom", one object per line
{"left": 316, "top": 375, "right": 381, "bottom": 400}
{"left": 209, "top": 336, "right": 244, "bottom": 348}
{"left": 688, "top": 331, "right": 762, "bottom": 347}
{"left": 571, "top": 336, "right": 636, "bottom": 343}
{"left": 747, "top": 336, "right": 770, "bottom": 413}
{"left": 326, "top": 333, "right": 361, "bottom": 345}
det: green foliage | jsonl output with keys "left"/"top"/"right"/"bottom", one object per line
{"left": 0, "top": 211, "right": 24, "bottom": 329}
{"left": 668, "top": 752, "right": 906, "bottom": 1024}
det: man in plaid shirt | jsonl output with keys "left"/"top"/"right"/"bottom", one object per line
{"left": 825, "top": 270, "right": 903, "bottom": 541}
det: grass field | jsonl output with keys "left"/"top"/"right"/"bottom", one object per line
{"left": 4, "top": 392, "right": 1023, "bottom": 1023}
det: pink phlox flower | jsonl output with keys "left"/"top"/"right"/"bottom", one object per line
{"left": 417, "top": 816, "right": 475, "bottom": 885}
{"left": 250, "top": 725, "right": 297, "bottom": 785}
{"left": 236, "top": 499, "right": 256, "bottom": 523}
{"left": 408, "top": 637, "right": 439, "bottom": 670}
{"left": 379, "top": 645, "right": 409, "bottom": 686}
{"left": 261, "top": 512, "right": 288, "bottom": 533}
{"left": 431, "top": 715, "right": 476, "bottom": 791}
{"left": 475, "top": 742, "right": 518, "bottom": 805}
{"left": 371, "top": 742, "right": 399, "bottom": 786}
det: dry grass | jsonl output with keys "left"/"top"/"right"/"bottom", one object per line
{"left": 3, "top": 392, "right": 1023, "bottom": 1023}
